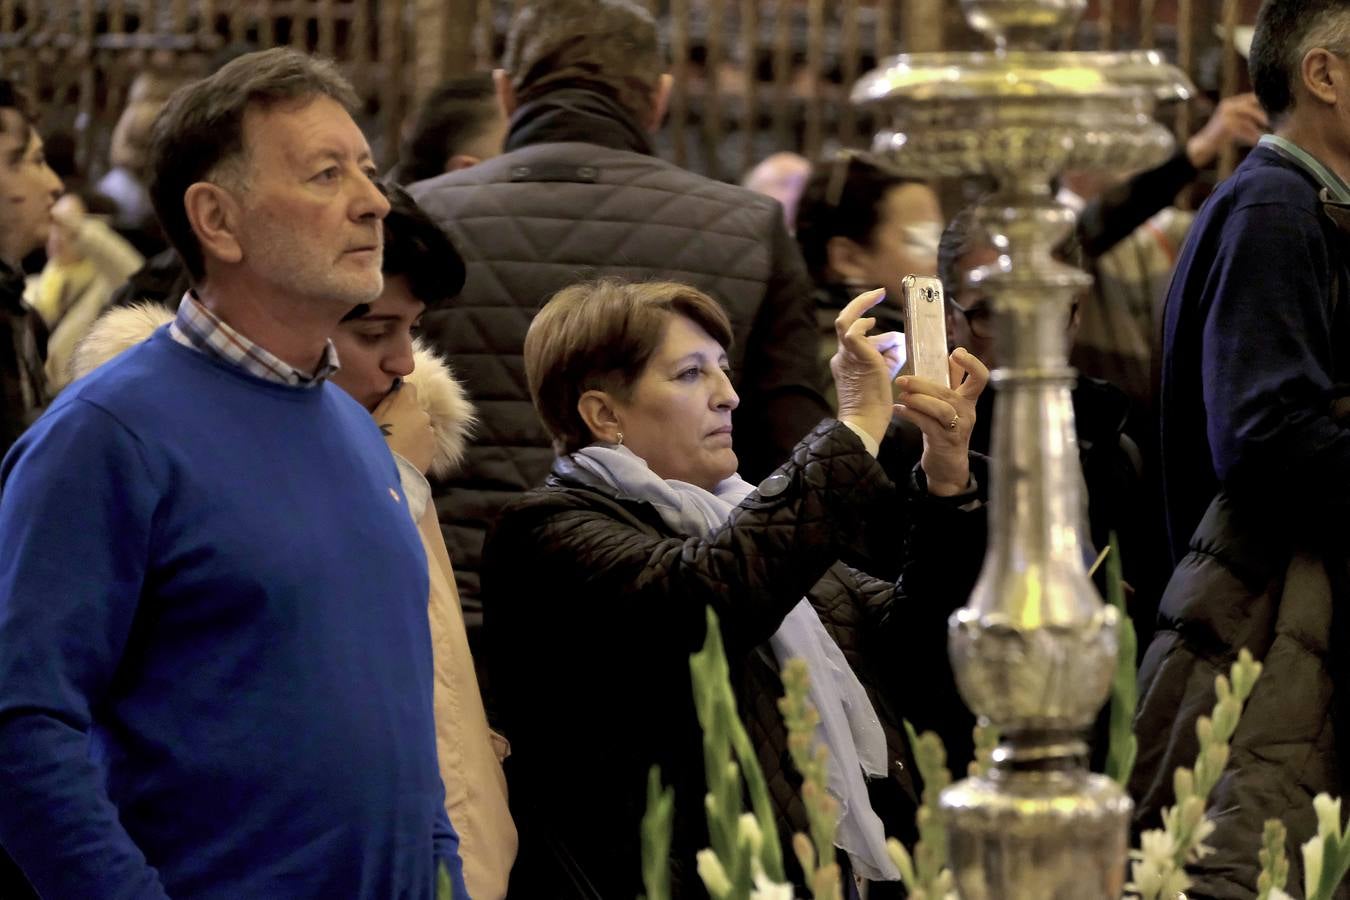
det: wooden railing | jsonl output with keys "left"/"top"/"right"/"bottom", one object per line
{"left": 0, "top": 0, "right": 1261, "bottom": 184}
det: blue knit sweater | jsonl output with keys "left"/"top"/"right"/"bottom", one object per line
{"left": 1159, "top": 147, "right": 1350, "bottom": 561}
{"left": 0, "top": 328, "right": 468, "bottom": 899}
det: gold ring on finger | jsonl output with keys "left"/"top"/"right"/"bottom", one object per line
{"left": 948, "top": 414, "right": 960, "bottom": 432}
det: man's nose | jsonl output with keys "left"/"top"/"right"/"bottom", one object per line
{"left": 352, "top": 171, "right": 390, "bottom": 221}
{"left": 383, "top": 339, "right": 415, "bottom": 378}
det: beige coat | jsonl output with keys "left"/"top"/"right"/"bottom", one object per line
{"left": 72, "top": 304, "right": 517, "bottom": 899}
{"left": 27, "top": 217, "right": 143, "bottom": 392}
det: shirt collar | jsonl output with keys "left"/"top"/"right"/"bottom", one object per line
{"left": 1259, "top": 134, "right": 1350, "bottom": 203}
{"left": 169, "top": 292, "right": 341, "bottom": 387}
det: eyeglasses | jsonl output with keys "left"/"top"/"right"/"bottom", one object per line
{"left": 950, "top": 298, "right": 995, "bottom": 340}
{"left": 949, "top": 296, "right": 1079, "bottom": 341}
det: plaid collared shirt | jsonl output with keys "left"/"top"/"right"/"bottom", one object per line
{"left": 169, "top": 292, "right": 340, "bottom": 387}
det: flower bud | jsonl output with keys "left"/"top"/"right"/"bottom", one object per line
{"left": 697, "top": 850, "right": 733, "bottom": 898}
{"left": 1174, "top": 768, "right": 1195, "bottom": 801}
{"left": 1315, "top": 793, "right": 1343, "bottom": 840}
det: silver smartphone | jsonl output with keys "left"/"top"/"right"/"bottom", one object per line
{"left": 901, "top": 274, "right": 951, "bottom": 389}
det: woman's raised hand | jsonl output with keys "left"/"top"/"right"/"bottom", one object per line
{"left": 831, "top": 288, "right": 904, "bottom": 448}
{"left": 896, "top": 348, "right": 989, "bottom": 496}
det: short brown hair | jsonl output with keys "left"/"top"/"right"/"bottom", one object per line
{"left": 525, "top": 279, "right": 734, "bottom": 455}
{"left": 147, "top": 48, "right": 359, "bottom": 282}
{"left": 503, "top": 0, "right": 663, "bottom": 124}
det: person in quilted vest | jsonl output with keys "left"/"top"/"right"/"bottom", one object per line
{"left": 409, "top": 0, "right": 832, "bottom": 617}
{"left": 482, "top": 279, "right": 989, "bottom": 897}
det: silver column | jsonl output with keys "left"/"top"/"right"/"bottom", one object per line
{"left": 852, "top": 2, "right": 1193, "bottom": 897}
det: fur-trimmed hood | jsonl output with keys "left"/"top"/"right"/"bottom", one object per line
{"left": 71, "top": 303, "right": 476, "bottom": 478}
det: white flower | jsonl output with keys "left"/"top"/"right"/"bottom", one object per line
{"left": 737, "top": 813, "right": 764, "bottom": 855}
{"left": 1268, "top": 889, "right": 1296, "bottom": 900}
{"left": 1190, "top": 818, "right": 1217, "bottom": 861}
{"left": 1315, "top": 793, "right": 1344, "bottom": 840}
{"left": 749, "top": 872, "right": 794, "bottom": 900}
{"left": 1127, "top": 855, "right": 1169, "bottom": 897}
{"left": 1160, "top": 867, "right": 1191, "bottom": 898}
{"left": 696, "top": 850, "right": 733, "bottom": 898}
{"left": 1134, "top": 828, "right": 1178, "bottom": 864}
{"left": 1303, "top": 833, "right": 1326, "bottom": 899}
{"left": 1128, "top": 830, "right": 1191, "bottom": 900}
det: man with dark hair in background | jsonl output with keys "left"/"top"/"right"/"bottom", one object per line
{"left": 0, "top": 75, "right": 62, "bottom": 900}
{"left": 1129, "top": 0, "right": 1350, "bottom": 893}
{"left": 409, "top": 0, "right": 831, "bottom": 612}
{"left": 0, "top": 80, "right": 61, "bottom": 458}
{"left": 391, "top": 73, "right": 508, "bottom": 183}
{"left": 0, "top": 48, "right": 467, "bottom": 899}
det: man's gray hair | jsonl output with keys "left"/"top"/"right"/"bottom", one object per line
{"left": 147, "top": 47, "right": 359, "bottom": 282}
{"left": 1251, "top": 0, "right": 1350, "bottom": 118}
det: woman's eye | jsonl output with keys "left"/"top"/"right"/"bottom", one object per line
{"left": 313, "top": 167, "right": 340, "bottom": 183}
{"left": 677, "top": 367, "right": 701, "bottom": 381}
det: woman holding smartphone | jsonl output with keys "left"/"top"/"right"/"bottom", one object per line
{"left": 481, "top": 278, "right": 986, "bottom": 898}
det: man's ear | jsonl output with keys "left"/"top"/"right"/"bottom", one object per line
{"left": 444, "top": 154, "right": 483, "bottom": 172}
{"left": 1300, "top": 47, "right": 1344, "bottom": 107}
{"left": 493, "top": 69, "right": 517, "bottom": 119}
{"left": 646, "top": 73, "right": 674, "bottom": 133}
{"left": 183, "top": 181, "right": 242, "bottom": 267}
{"left": 826, "top": 234, "right": 872, "bottom": 285}
{"left": 577, "top": 389, "right": 622, "bottom": 444}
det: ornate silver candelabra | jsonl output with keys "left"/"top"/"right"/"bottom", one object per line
{"left": 853, "top": 2, "right": 1192, "bottom": 897}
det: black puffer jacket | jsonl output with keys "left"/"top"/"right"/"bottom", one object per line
{"left": 482, "top": 421, "right": 983, "bottom": 898}
{"left": 409, "top": 90, "right": 831, "bottom": 607}
{"left": 1130, "top": 493, "right": 1350, "bottom": 900}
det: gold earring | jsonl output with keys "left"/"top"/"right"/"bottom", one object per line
{"left": 616, "top": 431, "right": 624, "bottom": 445}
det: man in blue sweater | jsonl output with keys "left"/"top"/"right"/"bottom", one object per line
{"left": 1158, "top": 0, "right": 1350, "bottom": 562}
{"left": 1132, "top": 3, "right": 1350, "bottom": 888}
{"left": 0, "top": 48, "right": 469, "bottom": 899}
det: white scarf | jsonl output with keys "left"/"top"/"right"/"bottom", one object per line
{"left": 571, "top": 443, "right": 902, "bottom": 881}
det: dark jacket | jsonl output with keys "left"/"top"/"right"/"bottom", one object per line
{"left": 108, "top": 248, "right": 189, "bottom": 313}
{"left": 481, "top": 421, "right": 983, "bottom": 898}
{"left": 1130, "top": 493, "right": 1350, "bottom": 900}
{"left": 0, "top": 261, "right": 46, "bottom": 459}
{"left": 1159, "top": 146, "right": 1350, "bottom": 564}
{"left": 408, "top": 89, "right": 831, "bottom": 606}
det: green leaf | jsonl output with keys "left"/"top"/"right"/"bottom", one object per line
{"left": 641, "top": 766, "right": 676, "bottom": 900}
{"left": 1103, "top": 531, "right": 1139, "bottom": 787}
{"left": 687, "top": 608, "right": 785, "bottom": 882}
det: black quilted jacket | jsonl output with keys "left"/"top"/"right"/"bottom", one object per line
{"left": 482, "top": 421, "right": 985, "bottom": 898}
{"left": 408, "top": 90, "right": 831, "bottom": 608}
{"left": 1131, "top": 499, "right": 1350, "bottom": 900}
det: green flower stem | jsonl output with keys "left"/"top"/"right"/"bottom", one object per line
{"left": 779, "top": 658, "right": 842, "bottom": 900}
{"left": 1104, "top": 531, "right": 1139, "bottom": 787}
{"left": 902, "top": 721, "right": 955, "bottom": 897}
{"left": 690, "top": 608, "right": 786, "bottom": 885}
{"left": 1255, "top": 819, "right": 1288, "bottom": 900}
{"left": 641, "top": 766, "right": 676, "bottom": 900}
